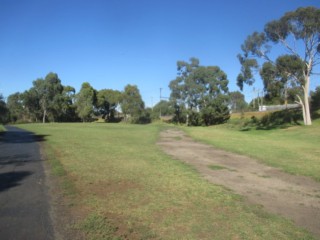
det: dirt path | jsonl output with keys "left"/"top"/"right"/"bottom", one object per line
{"left": 157, "top": 129, "right": 320, "bottom": 238}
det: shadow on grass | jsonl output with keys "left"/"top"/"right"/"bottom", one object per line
{"left": 240, "top": 108, "right": 303, "bottom": 131}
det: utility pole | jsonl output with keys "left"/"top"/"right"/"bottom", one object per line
{"left": 159, "top": 88, "right": 169, "bottom": 118}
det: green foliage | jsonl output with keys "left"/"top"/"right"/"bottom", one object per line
{"left": 169, "top": 57, "right": 230, "bottom": 126}
{"left": 32, "top": 73, "right": 64, "bottom": 123}
{"left": 120, "top": 84, "right": 150, "bottom": 124}
{"left": 256, "top": 109, "right": 302, "bottom": 130}
{"left": 172, "top": 102, "right": 187, "bottom": 124}
{"left": 130, "top": 109, "right": 151, "bottom": 124}
{"left": 150, "top": 100, "right": 174, "bottom": 120}
{"left": 237, "top": 55, "right": 259, "bottom": 90}
{"left": 237, "top": 109, "right": 302, "bottom": 131}
{"left": 79, "top": 213, "right": 120, "bottom": 240}
{"left": 311, "top": 87, "right": 320, "bottom": 116}
{"left": 229, "top": 91, "right": 248, "bottom": 113}
{"left": 22, "top": 88, "right": 42, "bottom": 122}
{"left": 0, "top": 95, "right": 9, "bottom": 124}
{"left": 6, "top": 73, "right": 150, "bottom": 124}
{"left": 208, "top": 165, "right": 229, "bottom": 170}
{"left": 56, "top": 86, "right": 78, "bottom": 122}
{"left": 260, "top": 55, "right": 304, "bottom": 105}
{"left": 75, "top": 82, "right": 96, "bottom": 122}
{"left": 96, "top": 89, "right": 121, "bottom": 122}
{"left": 238, "top": 7, "right": 320, "bottom": 125}
{"left": 6, "top": 92, "right": 24, "bottom": 122}
{"left": 201, "top": 96, "right": 230, "bottom": 125}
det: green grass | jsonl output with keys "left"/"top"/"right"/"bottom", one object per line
{"left": 183, "top": 119, "right": 320, "bottom": 182}
{"left": 18, "top": 123, "right": 314, "bottom": 239}
{"left": 0, "top": 124, "right": 5, "bottom": 132}
{"left": 208, "top": 165, "right": 229, "bottom": 170}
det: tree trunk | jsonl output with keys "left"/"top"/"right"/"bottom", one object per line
{"left": 296, "top": 95, "right": 306, "bottom": 125}
{"left": 303, "top": 78, "right": 312, "bottom": 125}
{"left": 42, "top": 109, "right": 46, "bottom": 123}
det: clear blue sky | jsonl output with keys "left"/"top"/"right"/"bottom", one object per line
{"left": 1, "top": 0, "right": 319, "bottom": 107}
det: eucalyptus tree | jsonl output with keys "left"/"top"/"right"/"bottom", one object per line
{"left": 228, "top": 91, "right": 248, "bottom": 113}
{"left": 31, "top": 72, "right": 64, "bottom": 123}
{"left": 120, "top": 84, "right": 145, "bottom": 123}
{"left": 169, "top": 58, "right": 229, "bottom": 126}
{"left": 75, "top": 82, "right": 96, "bottom": 122}
{"left": 96, "top": 89, "right": 121, "bottom": 122}
{"left": 58, "top": 85, "right": 77, "bottom": 122}
{"left": 6, "top": 92, "right": 25, "bottom": 122}
{"left": 260, "top": 55, "right": 304, "bottom": 105}
{"left": 237, "top": 7, "right": 320, "bottom": 125}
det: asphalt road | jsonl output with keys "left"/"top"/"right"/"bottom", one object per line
{"left": 0, "top": 126, "right": 54, "bottom": 240}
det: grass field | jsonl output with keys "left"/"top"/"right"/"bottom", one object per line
{"left": 183, "top": 119, "right": 320, "bottom": 182}
{"left": 18, "top": 123, "right": 314, "bottom": 239}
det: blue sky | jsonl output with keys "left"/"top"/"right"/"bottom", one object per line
{"left": 1, "top": 0, "right": 319, "bottom": 107}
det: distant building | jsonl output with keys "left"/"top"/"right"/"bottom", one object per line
{"left": 259, "top": 104, "right": 300, "bottom": 112}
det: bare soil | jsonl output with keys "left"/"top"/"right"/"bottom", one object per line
{"left": 157, "top": 129, "right": 320, "bottom": 238}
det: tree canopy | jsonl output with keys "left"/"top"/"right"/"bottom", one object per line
{"left": 96, "top": 89, "right": 121, "bottom": 122}
{"left": 75, "top": 82, "right": 96, "bottom": 122}
{"left": 120, "top": 84, "right": 150, "bottom": 123}
{"left": 237, "top": 7, "right": 320, "bottom": 125}
{"left": 169, "top": 57, "right": 230, "bottom": 126}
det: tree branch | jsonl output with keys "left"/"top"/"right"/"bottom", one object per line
{"left": 279, "top": 36, "right": 299, "bottom": 58}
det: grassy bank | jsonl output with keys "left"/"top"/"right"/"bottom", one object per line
{"left": 183, "top": 119, "right": 320, "bottom": 182}
{"left": 19, "top": 123, "right": 313, "bottom": 239}
{"left": 0, "top": 125, "right": 5, "bottom": 132}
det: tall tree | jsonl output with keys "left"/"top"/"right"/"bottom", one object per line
{"left": 31, "top": 72, "right": 64, "bottom": 123}
{"left": 96, "top": 89, "right": 121, "bottom": 122}
{"left": 75, "top": 82, "right": 96, "bottom": 122}
{"left": 260, "top": 55, "right": 304, "bottom": 105}
{"left": 120, "top": 84, "right": 145, "bottom": 123}
{"left": 57, "top": 85, "right": 78, "bottom": 122}
{"left": 237, "top": 7, "right": 320, "bottom": 125}
{"left": 229, "top": 91, "right": 248, "bottom": 113}
{"left": 169, "top": 58, "right": 229, "bottom": 126}
{"left": 0, "top": 94, "right": 8, "bottom": 123}
{"left": 7, "top": 92, "right": 25, "bottom": 122}
{"left": 22, "top": 88, "right": 42, "bottom": 122}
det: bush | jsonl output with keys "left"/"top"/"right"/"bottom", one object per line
{"left": 257, "top": 108, "right": 302, "bottom": 129}
{"left": 311, "top": 87, "right": 320, "bottom": 118}
{"left": 200, "top": 102, "right": 230, "bottom": 126}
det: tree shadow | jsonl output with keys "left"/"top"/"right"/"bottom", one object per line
{"left": 0, "top": 126, "right": 49, "bottom": 144}
{"left": 0, "top": 171, "right": 33, "bottom": 192}
{"left": 240, "top": 109, "right": 302, "bottom": 131}
{"left": 0, "top": 154, "right": 45, "bottom": 167}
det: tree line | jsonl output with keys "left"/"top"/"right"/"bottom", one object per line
{"left": 1, "top": 61, "right": 248, "bottom": 126}
{"left": 1, "top": 7, "right": 319, "bottom": 126}
{"left": 3, "top": 72, "right": 150, "bottom": 124}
